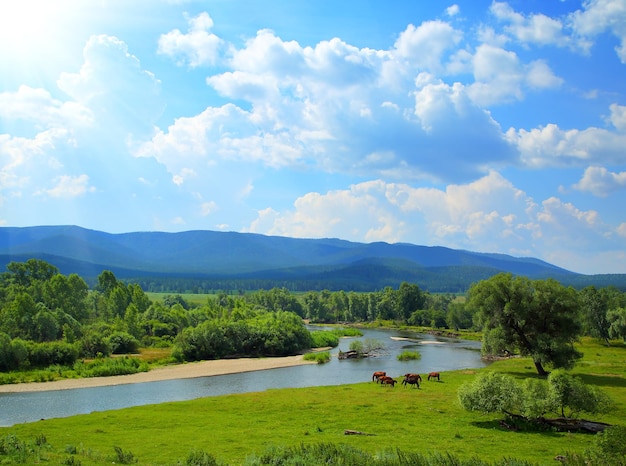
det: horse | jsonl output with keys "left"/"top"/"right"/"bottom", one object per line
{"left": 427, "top": 372, "right": 441, "bottom": 381}
{"left": 403, "top": 373, "right": 422, "bottom": 383}
{"left": 372, "top": 371, "right": 386, "bottom": 382}
{"left": 402, "top": 374, "right": 420, "bottom": 389}
{"left": 380, "top": 376, "right": 397, "bottom": 387}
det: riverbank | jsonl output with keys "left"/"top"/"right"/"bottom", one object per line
{"left": 0, "top": 355, "right": 316, "bottom": 393}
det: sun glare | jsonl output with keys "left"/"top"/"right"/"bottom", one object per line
{"left": 0, "top": 0, "right": 76, "bottom": 62}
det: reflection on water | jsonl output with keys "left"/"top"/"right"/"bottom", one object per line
{"left": 0, "top": 328, "right": 488, "bottom": 426}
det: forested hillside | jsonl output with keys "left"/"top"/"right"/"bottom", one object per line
{"left": 3, "top": 225, "right": 623, "bottom": 293}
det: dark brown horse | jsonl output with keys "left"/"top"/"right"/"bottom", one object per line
{"left": 380, "top": 376, "right": 397, "bottom": 387}
{"left": 427, "top": 372, "right": 440, "bottom": 381}
{"left": 402, "top": 374, "right": 420, "bottom": 389}
{"left": 372, "top": 371, "right": 386, "bottom": 382}
{"left": 403, "top": 373, "right": 422, "bottom": 383}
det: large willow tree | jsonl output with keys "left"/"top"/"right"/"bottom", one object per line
{"left": 468, "top": 273, "right": 582, "bottom": 376}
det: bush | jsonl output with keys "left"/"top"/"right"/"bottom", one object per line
{"left": 184, "top": 449, "right": 223, "bottom": 466}
{"left": 303, "top": 351, "right": 331, "bottom": 364}
{"left": 458, "top": 372, "right": 524, "bottom": 415}
{"left": 458, "top": 371, "right": 613, "bottom": 421}
{"left": 107, "top": 332, "right": 140, "bottom": 354}
{"left": 397, "top": 350, "right": 421, "bottom": 361}
{"left": 591, "top": 425, "right": 626, "bottom": 463}
{"left": 73, "top": 356, "right": 148, "bottom": 378}
{"left": 26, "top": 341, "right": 79, "bottom": 368}
{"left": 310, "top": 331, "right": 339, "bottom": 348}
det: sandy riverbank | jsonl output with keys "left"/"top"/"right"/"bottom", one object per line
{"left": 0, "top": 355, "right": 316, "bottom": 394}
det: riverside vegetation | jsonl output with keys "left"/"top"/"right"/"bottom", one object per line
{"left": 0, "top": 259, "right": 625, "bottom": 463}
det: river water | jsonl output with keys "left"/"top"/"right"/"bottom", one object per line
{"left": 0, "top": 328, "right": 488, "bottom": 427}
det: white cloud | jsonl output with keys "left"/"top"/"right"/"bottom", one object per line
{"left": 574, "top": 166, "right": 626, "bottom": 196}
{"left": 467, "top": 44, "right": 561, "bottom": 105}
{"left": 42, "top": 174, "right": 95, "bottom": 198}
{"left": 58, "top": 35, "right": 162, "bottom": 135}
{"left": 200, "top": 200, "right": 218, "bottom": 216}
{"left": 158, "top": 12, "right": 224, "bottom": 67}
{"left": 140, "top": 26, "right": 521, "bottom": 184}
{"left": 246, "top": 171, "right": 626, "bottom": 273}
{"left": 491, "top": 1, "right": 570, "bottom": 47}
{"left": 446, "top": 5, "right": 460, "bottom": 17}
{"left": 393, "top": 21, "right": 462, "bottom": 72}
{"left": 525, "top": 60, "right": 563, "bottom": 89}
{"left": 0, "top": 85, "right": 92, "bottom": 128}
{"left": 507, "top": 106, "right": 626, "bottom": 168}
{"left": 569, "top": 0, "right": 626, "bottom": 62}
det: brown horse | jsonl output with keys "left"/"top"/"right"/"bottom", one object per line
{"left": 380, "top": 376, "right": 397, "bottom": 387}
{"left": 402, "top": 374, "right": 420, "bottom": 389}
{"left": 372, "top": 371, "right": 386, "bottom": 382}
{"left": 403, "top": 373, "right": 422, "bottom": 383}
{"left": 427, "top": 372, "right": 440, "bottom": 381}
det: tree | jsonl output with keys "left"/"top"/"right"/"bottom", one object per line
{"left": 458, "top": 372, "right": 523, "bottom": 415}
{"left": 580, "top": 286, "right": 611, "bottom": 345}
{"left": 608, "top": 307, "right": 626, "bottom": 341}
{"left": 458, "top": 371, "right": 613, "bottom": 425}
{"left": 468, "top": 273, "right": 582, "bottom": 376}
{"left": 397, "top": 282, "right": 425, "bottom": 320}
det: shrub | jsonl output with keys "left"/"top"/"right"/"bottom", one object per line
{"left": 310, "top": 331, "right": 339, "bottom": 348}
{"left": 107, "top": 332, "right": 140, "bottom": 354}
{"left": 184, "top": 449, "right": 223, "bottom": 466}
{"left": 112, "top": 446, "right": 136, "bottom": 464}
{"left": 303, "top": 351, "right": 331, "bottom": 364}
{"left": 397, "top": 350, "right": 421, "bottom": 361}
{"left": 592, "top": 425, "right": 626, "bottom": 465}
{"left": 26, "top": 341, "right": 79, "bottom": 367}
{"left": 73, "top": 356, "right": 148, "bottom": 378}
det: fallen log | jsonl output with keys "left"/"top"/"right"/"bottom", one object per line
{"left": 539, "top": 417, "right": 612, "bottom": 433}
{"left": 344, "top": 429, "right": 375, "bottom": 436}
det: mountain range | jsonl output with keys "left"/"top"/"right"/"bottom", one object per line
{"left": 0, "top": 225, "right": 623, "bottom": 292}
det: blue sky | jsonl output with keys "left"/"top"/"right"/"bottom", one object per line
{"left": 1, "top": 0, "right": 626, "bottom": 275}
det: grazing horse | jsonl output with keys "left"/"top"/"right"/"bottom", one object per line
{"left": 403, "top": 373, "right": 422, "bottom": 383}
{"left": 427, "top": 372, "right": 441, "bottom": 381}
{"left": 402, "top": 374, "right": 420, "bottom": 389}
{"left": 380, "top": 376, "right": 397, "bottom": 387}
{"left": 372, "top": 371, "right": 386, "bottom": 382}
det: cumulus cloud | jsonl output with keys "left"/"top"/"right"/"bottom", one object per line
{"left": 507, "top": 104, "right": 626, "bottom": 168}
{"left": 140, "top": 23, "right": 523, "bottom": 183}
{"left": 158, "top": 12, "right": 224, "bottom": 67}
{"left": 491, "top": 1, "right": 570, "bottom": 47}
{"left": 245, "top": 171, "right": 626, "bottom": 272}
{"left": 569, "top": 0, "right": 626, "bottom": 62}
{"left": 0, "top": 85, "right": 91, "bottom": 129}
{"left": 58, "top": 35, "right": 163, "bottom": 135}
{"left": 574, "top": 166, "right": 626, "bottom": 196}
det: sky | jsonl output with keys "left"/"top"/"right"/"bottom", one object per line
{"left": 1, "top": 0, "right": 626, "bottom": 275}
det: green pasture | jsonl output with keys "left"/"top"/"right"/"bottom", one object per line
{"left": 1, "top": 339, "right": 624, "bottom": 465}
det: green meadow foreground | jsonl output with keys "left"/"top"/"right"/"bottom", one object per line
{"left": 1, "top": 339, "right": 625, "bottom": 465}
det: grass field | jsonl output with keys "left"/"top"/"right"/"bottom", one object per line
{"left": 0, "top": 339, "right": 624, "bottom": 465}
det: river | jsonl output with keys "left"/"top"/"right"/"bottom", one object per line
{"left": 0, "top": 327, "right": 489, "bottom": 426}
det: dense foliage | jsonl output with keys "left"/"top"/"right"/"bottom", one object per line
{"left": 1, "top": 259, "right": 626, "bottom": 378}
{"left": 468, "top": 273, "right": 583, "bottom": 375}
{"left": 458, "top": 370, "right": 613, "bottom": 420}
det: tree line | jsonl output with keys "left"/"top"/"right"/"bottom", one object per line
{"left": 1, "top": 259, "right": 625, "bottom": 376}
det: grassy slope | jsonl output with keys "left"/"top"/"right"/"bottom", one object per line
{"left": 1, "top": 339, "right": 624, "bottom": 465}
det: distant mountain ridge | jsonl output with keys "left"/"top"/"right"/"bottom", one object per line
{"left": 0, "top": 225, "right": 622, "bottom": 292}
